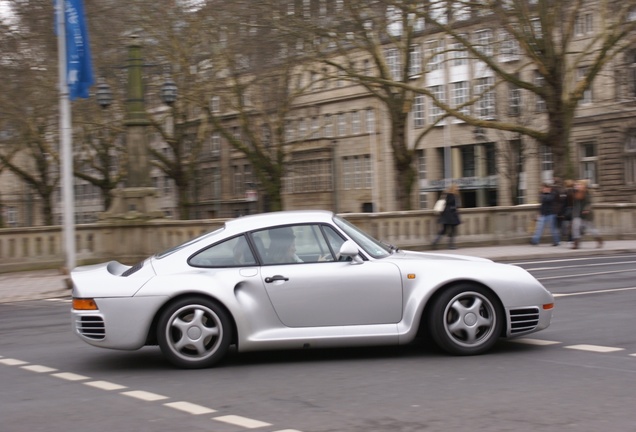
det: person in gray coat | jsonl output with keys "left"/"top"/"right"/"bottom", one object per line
{"left": 432, "top": 184, "right": 461, "bottom": 250}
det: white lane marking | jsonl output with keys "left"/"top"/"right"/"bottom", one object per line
{"left": 553, "top": 286, "right": 636, "bottom": 298}
{"left": 0, "top": 358, "right": 28, "bottom": 366}
{"left": 121, "top": 390, "right": 169, "bottom": 401}
{"left": 526, "top": 260, "right": 636, "bottom": 271}
{"left": 537, "top": 269, "right": 634, "bottom": 281}
{"left": 510, "top": 255, "right": 636, "bottom": 265}
{"left": 164, "top": 401, "right": 216, "bottom": 415}
{"left": 21, "top": 365, "right": 57, "bottom": 373}
{"left": 85, "top": 380, "right": 127, "bottom": 391}
{"left": 52, "top": 372, "right": 90, "bottom": 381}
{"left": 510, "top": 338, "right": 561, "bottom": 346}
{"left": 214, "top": 415, "right": 272, "bottom": 429}
{"left": 630, "top": 353, "right": 636, "bottom": 357}
{"left": 565, "top": 344, "right": 625, "bottom": 353}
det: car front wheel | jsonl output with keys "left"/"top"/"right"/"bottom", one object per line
{"left": 428, "top": 284, "right": 503, "bottom": 355}
{"left": 157, "top": 297, "right": 232, "bottom": 369}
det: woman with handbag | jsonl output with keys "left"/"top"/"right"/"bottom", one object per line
{"left": 432, "top": 184, "right": 461, "bottom": 250}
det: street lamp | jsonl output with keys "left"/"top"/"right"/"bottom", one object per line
{"left": 96, "top": 77, "right": 113, "bottom": 109}
{"left": 160, "top": 79, "right": 178, "bottom": 106}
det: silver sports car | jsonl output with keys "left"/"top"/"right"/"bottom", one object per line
{"left": 71, "top": 210, "right": 554, "bottom": 369}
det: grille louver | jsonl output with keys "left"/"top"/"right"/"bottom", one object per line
{"left": 76, "top": 316, "right": 105, "bottom": 340}
{"left": 509, "top": 307, "right": 540, "bottom": 334}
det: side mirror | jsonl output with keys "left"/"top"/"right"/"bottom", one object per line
{"left": 337, "top": 240, "right": 363, "bottom": 264}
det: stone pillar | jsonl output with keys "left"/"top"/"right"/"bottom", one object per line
{"left": 100, "top": 36, "right": 163, "bottom": 222}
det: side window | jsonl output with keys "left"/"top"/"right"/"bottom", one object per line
{"left": 189, "top": 235, "right": 256, "bottom": 267}
{"left": 322, "top": 225, "right": 346, "bottom": 257}
{"left": 255, "top": 224, "right": 334, "bottom": 265}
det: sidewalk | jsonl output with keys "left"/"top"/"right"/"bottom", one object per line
{"left": 1, "top": 239, "right": 635, "bottom": 303}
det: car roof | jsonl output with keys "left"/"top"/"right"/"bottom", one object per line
{"left": 223, "top": 210, "right": 336, "bottom": 235}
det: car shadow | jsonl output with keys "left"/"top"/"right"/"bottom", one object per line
{"left": 75, "top": 338, "right": 544, "bottom": 372}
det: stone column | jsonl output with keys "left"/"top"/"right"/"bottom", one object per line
{"left": 100, "top": 35, "right": 163, "bottom": 222}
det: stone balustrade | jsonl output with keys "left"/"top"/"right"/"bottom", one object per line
{"left": 1, "top": 204, "right": 634, "bottom": 274}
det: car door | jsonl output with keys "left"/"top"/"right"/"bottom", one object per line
{"left": 255, "top": 224, "right": 403, "bottom": 328}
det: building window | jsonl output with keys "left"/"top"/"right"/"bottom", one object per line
{"left": 485, "top": 143, "right": 496, "bottom": 176}
{"left": 475, "top": 30, "right": 493, "bottom": 57}
{"left": 575, "top": 13, "right": 593, "bottom": 35}
{"left": 409, "top": 44, "right": 422, "bottom": 77}
{"left": 626, "top": 131, "right": 636, "bottom": 185}
{"left": 366, "top": 109, "right": 375, "bottom": 134}
{"left": 413, "top": 94, "right": 425, "bottom": 128}
{"left": 451, "top": 81, "right": 469, "bottom": 116}
{"left": 535, "top": 71, "right": 546, "bottom": 112}
{"left": 475, "top": 77, "right": 495, "bottom": 119}
{"left": 428, "top": 85, "right": 445, "bottom": 124}
{"left": 499, "top": 31, "right": 520, "bottom": 62}
{"left": 351, "top": 111, "right": 361, "bottom": 134}
{"left": 311, "top": 117, "right": 320, "bottom": 139}
{"left": 285, "top": 160, "right": 333, "bottom": 193}
{"left": 578, "top": 67, "right": 592, "bottom": 104}
{"left": 540, "top": 145, "right": 553, "bottom": 184}
{"left": 426, "top": 39, "right": 444, "bottom": 71}
{"left": 324, "top": 115, "right": 333, "bottom": 138}
{"left": 209, "top": 95, "right": 220, "bottom": 113}
{"left": 417, "top": 149, "right": 428, "bottom": 209}
{"left": 451, "top": 37, "right": 468, "bottom": 66}
{"left": 509, "top": 82, "right": 521, "bottom": 116}
{"left": 579, "top": 142, "right": 597, "bottom": 185}
{"left": 298, "top": 118, "right": 307, "bottom": 138}
{"left": 342, "top": 155, "right": 372, "bottom": 190}
{"left": 6, "top": 206, "right": 17, "bottom": 226}
{"left": 211, "top": 132, "right": 220, "bottom": 156}
{"left": 385, "top": 48, "right": 401, "bottom": 80}
{"left": 338, "top": 113, "right": 347, "bottom": 136}
{"left": 461, "top": 145, "right": 475, "bottom": 177}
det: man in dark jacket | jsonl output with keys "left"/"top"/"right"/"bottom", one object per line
{"left": 530, "top": 183, "right": 560, "bottom": 246}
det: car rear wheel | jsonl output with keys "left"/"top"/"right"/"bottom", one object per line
{"left": 157, "top": 297, "right": 232, "bottom": 369}
{"left": 428, "top": 284, "right": 503, "bottom": 355}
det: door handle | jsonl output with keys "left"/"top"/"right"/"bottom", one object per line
{"left": 264, "top": 275, "right": 289, "bottom": 283}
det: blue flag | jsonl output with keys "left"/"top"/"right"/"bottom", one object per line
{"left": 58, "top": 0, "right": 94, "bottom": 100}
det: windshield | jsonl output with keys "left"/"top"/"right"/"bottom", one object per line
{"left": 333, "top": 216, "right": 391, "bottom": 259}
{"left": 155, "top": 227, "right": 225, "bottom": 259}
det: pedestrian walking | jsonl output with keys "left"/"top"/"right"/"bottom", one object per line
{"left": 530, "top": 183, "right": 561, "bottom": 246}
{"left": 432, "top": 184, "right": 461, "bottom": 250}
{"left": 558, "top": 179, "right": 575, "bottom": 244}
{"left": 571, "top": 179, "right": 603, "bottom": 249}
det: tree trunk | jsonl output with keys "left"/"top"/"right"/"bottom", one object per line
{"left": 390, "top": 111, "right": 415, "bottom": 211}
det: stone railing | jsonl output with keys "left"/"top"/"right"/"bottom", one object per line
{"left": 1, "top": 203, "right": 634, "bottom": 273}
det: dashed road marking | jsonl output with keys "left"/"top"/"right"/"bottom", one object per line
{"left": 21, "top": 365, "right": 57, "bottom": 373}
{"left": 121, "top": 390, "right": 169, "bottom": 401}
{"left": 565, "top": 344, "right": 625, "bottom": 353}
{"left": 214, "top": 415, "right": 272, "bottom": 429}
{"left": 85, "top": 380, "right": 127, "bottom": 391}
{"left": 52, "top": 372, "right": 90, "bottom": 381}
{"left": 511, "top": 338, "right": 561, "bottom": 346}
{"left": 164, "top": 401, "right": 216, "bottom": 415}
{"left": 0, "top": 358, "right": 28, "bottom": 366}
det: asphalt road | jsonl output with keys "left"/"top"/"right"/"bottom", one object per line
{"left": 1, "top": 253, "right": 636, "bottom": 432}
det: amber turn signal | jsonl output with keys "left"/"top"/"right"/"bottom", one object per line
{"left": 73, "top": 298, "right": 98, "bottom": 310}
{"left": 542, "top": 303, "right": 554, "bottom": 310}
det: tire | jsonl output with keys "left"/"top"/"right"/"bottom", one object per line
{"left": 157, "top": 297, "right": 232, "bottom": 369}
{"left": 428, "top": 284, "right": 503, "bottom": 356}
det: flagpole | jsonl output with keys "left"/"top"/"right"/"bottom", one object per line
{"left": 56, "top": 0, "right": 76, "bottom": 272}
